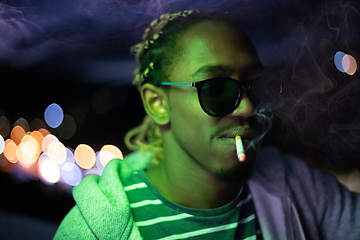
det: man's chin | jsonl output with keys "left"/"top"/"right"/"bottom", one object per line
{"left": 213, "top": 158, "right": 255, "bottom": 183}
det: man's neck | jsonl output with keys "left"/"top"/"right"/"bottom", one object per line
{"left": 145, "top": 157, "right": 244, "bottom": 209}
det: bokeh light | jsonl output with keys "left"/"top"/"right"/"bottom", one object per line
{"left": 57, "top": 114, "right": 76, "bottom": 139}
{"left": 342, "top": 54, "right": 357, "bottom": 75}
{"left": 16, "top": 135, "right": 39, "bottom": 165}
{"left": 14, "top": 118, "right": 30, "bottom": 133}
{"left": 1, "top": 114, "right": 125, "bottom": 187}
{"left": 44, "top": 103, "right": 64, "bottom": 128}
{"left": 60, "top": 148, "right": 75, "bottom": 171}
{"left": 4, "top": 139, "right": 18, "bottom": 163}
{"left": 38, "top": 128, "right": 50, "bottom": 137}
{"left": 0, "top": 135, "right": 4, "bottom": 154}
{"left": 61, "top": 164, "right": 82, "bottom": 186}
{"left": 74, "top": 144, "right": 95, "bottom": 169}
{"left": 334, "top": 51, "right": 346, "bottom": 72}
{"left": 30, "top": 130, "right": 44, "bottom": 152}
{"left": 39, "top": 157, "right": 60, "bottom": 183}
{"left": 52, "top": 142, "right": 67, "bottom": 165}
{"left": 30, "top": 118, "right": 47, "bottom": 131}
{"left": 11, "top": 125, "right": 25, "bottom": 145}
{"left": 0, "top": 116, "right": 11, "bottom": 137}
{"left": 95, "top": 152, "right": 104, "bottom": 172}
{"left": 84, "top": 167, "right": 101, "bottom": 176}
{"left": 42, "top": 134, "right": 60, "bottom": 158}
{"left": 47, "top": 139, "right": 61, "bottom": 159}
{"left": 99, "top": 144, "right": 123, "bottom": 166}
{"left": 334, "top": 51, "right": 358, "bottom": 75}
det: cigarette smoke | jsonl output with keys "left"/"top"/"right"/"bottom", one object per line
{"left": 257, "top": 1, "right": 360, "bottom": 169}
{"left": 248, "top": 102, "right": 273, "bottom": 151}
{"left": 0, "top": 3, "right": 45, "bottom": 66}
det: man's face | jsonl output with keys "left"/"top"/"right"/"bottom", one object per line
{"left": 163, "top": 21, "right": 264, "bottom": 181}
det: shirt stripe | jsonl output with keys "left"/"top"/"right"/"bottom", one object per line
{"left": 236, "top": 194, "right": 252, "bottom": 207}
{"left": 238, "top": 214, "right": 255, "bottom": 224}
{"left": 136, "top": 213, "right": 193, "bottom": 227}
{"left": 155, "top": 214, "right": 256, "bottom": 240}
{"left": 124, "top": 182, "right": 147, "bottom": 191}
{"left": 130, "top": 199, "right": 162, "bottom": 208}
{"left": 243, "top": 235, "right": 257, "bottom": 240}
{"left": 156, "top": 222, "right": 239, "bottom": 240}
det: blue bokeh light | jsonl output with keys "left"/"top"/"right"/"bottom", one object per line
{"left": 61, "top": 164, "right": 82, "bottom": 186}
{"left": 44, "top": 103, "right": 64, "bottom": 128}
{"left": 334, "top": 51, "right": 346, "bottom": 73}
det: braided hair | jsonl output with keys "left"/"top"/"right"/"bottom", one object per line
{"left": 124, "top": 10, "right": 246, "bottom": 163}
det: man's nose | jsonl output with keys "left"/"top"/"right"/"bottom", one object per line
{"left": 227, "top": 89, "right": 255, "bottom": 119}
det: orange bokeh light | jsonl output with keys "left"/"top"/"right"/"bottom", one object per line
{"left": 74, "top": 144, "right": 96, "bottom": 169}
{"left": 30, "top": 131, "right": 44, "bottom": 153}
{"left": 11, "top": 125, "right": 25, "bottom": 145}
{"left": 4, "top": 139, "right": 18, "bottom": 163}
{"left": 38, "top": 128, "right": 50, "bottom": 137}
{"left": 99, "top": 144, "right": 123, "bottom": 167}
{"left": 17, "top": 135, "right": 40, "bottom": 165}
{"left": 342, "top": 54, "right": 357, "bottom": 75}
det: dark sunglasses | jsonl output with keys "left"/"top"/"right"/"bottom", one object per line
{"left": 161, "top": 77, "right": 259, "bottom": 117}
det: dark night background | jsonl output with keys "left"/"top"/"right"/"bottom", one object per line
{"left": 0, "top": 0, "right": 359, "bottom": 239}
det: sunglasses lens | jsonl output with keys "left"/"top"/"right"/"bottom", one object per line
{"left": 199, "top": 79, "right": 240, "bottom": 116}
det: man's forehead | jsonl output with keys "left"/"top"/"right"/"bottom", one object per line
{"left": 191, "top": 62, "right": 264, "bottom": 79}
{"left": 191, "top": 65, "right": 233, "bottom": 78}
{"left": 177, "top": 21, "right": 252, "bottom": 57}
{"left": 171, "top": 21, "right": 260, "bottom": 81}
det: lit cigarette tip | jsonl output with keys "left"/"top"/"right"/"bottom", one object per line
{"left": 235, "top": 136, "right": 246, "bottom": 162}
{"left": 238, "top": 153, "right": 246, "bottom": 162}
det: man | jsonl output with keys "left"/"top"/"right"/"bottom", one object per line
{"left": 55, "top": 10, "right": 360, "bottom": 239}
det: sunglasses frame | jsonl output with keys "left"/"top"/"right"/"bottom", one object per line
{"left": 161, "top": 77, "right": 252, "bottom": 117}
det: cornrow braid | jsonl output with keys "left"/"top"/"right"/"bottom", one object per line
{"left": 131, "top": 10, "right": 197, "bottom": 88}
{"left": 125, "top": 10, "right": 244, "bottom": 162}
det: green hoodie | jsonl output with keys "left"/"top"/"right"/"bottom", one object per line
{"left": 54, "top": 156, "right": 144, "bottom": 240}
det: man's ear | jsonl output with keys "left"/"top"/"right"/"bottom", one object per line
{"left": 141, "top": 83, "right": 169, "bottom": 125}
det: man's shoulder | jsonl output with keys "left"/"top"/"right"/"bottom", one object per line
{"left": 252, "top": 146, "right": 333, "bottom": 191}
{"left": 253, "top": 146, "right": 340, "bottom": 192}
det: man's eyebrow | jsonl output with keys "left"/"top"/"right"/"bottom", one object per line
{"left": 191, "top": 65, "right": 234, "bottom": 79}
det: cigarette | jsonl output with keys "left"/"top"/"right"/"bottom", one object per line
{"left": 235, "top": 136, "right": 246, "bottom": 162}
